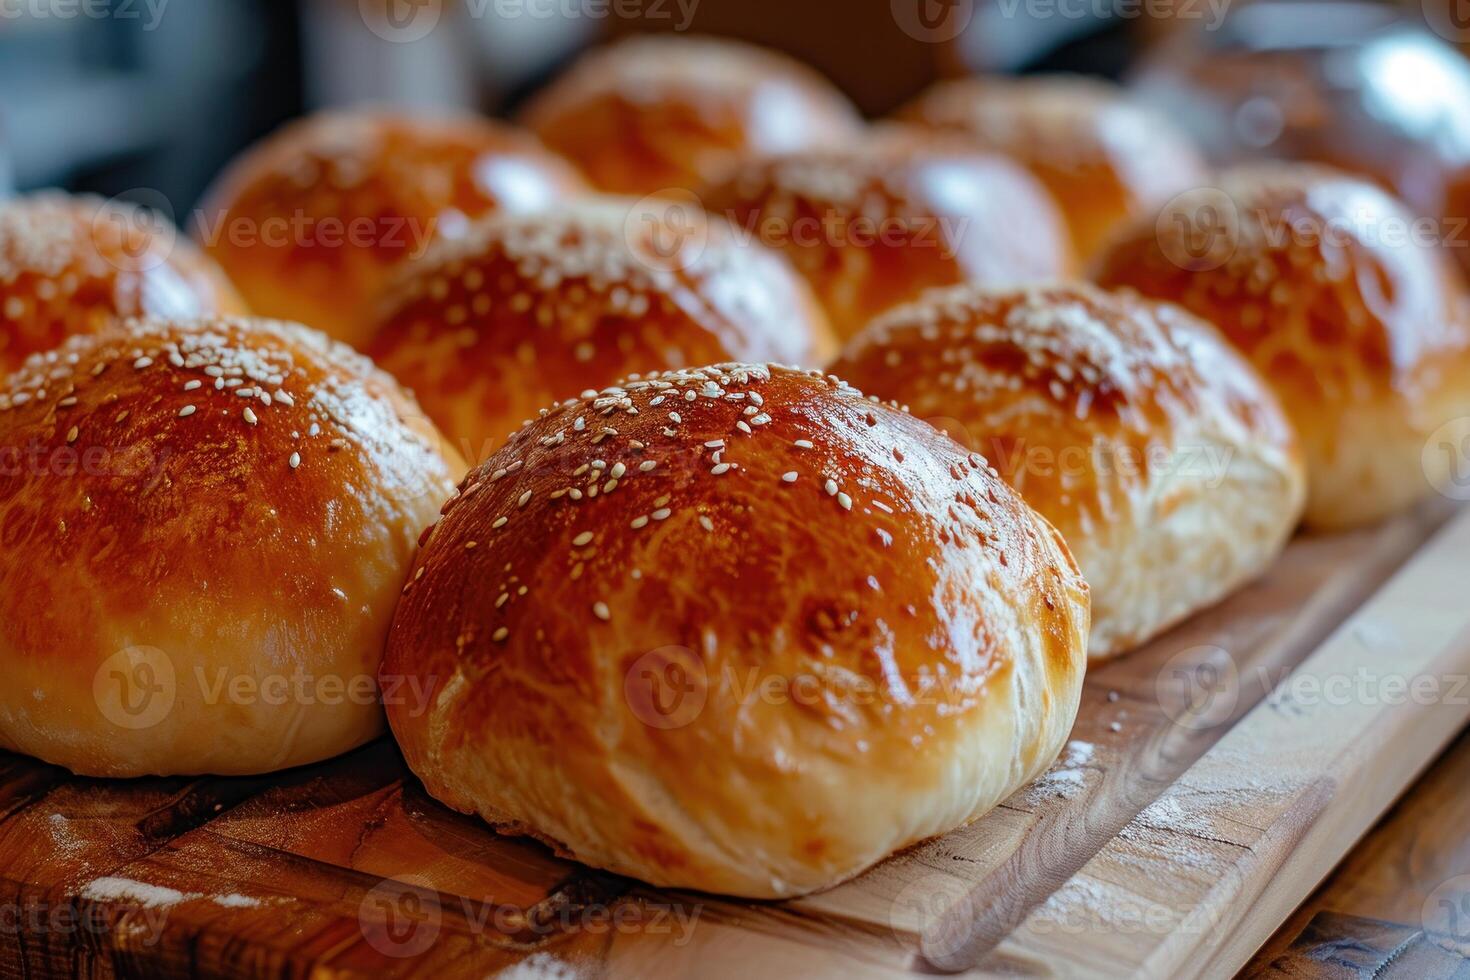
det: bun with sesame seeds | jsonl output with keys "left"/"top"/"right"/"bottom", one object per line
{"left": 1094, "top": 164, "right": 1470, "bottom": 530}
{"left": 0, "top": 315, "right": 462, "bottom": 777}
{"left": 520, "top": 35, "right": 863, "bottom": 196}
{"left": 699, "top": 133, "right": 1073, "bottom": 342}
{"left": 0, "top": 192, "right": 247, "bottom": 376}
{"left": 896, "top": 75, "right": 1210, "bottom": 261}
{"left": 194, "top": 110, "right": 586, "bottom": 350}
{"left": 832, "top": 283, "right": 1306, "bottom": 660}
{"left": 382, "top": 362, "right": 1090, "bottom": 898}
{"left": 364, "top": 196, "right": 836, "bottom": 466}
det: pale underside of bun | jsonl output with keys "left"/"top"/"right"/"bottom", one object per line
{"left": 384, "top": 363, "right": 1089, "bottom": 897}
{"left": 835, "top": 282, "right": 1306, "bottom": 660}
{"left": 0, "top": 316, "right": 460, "bottom": 776}
{"left": 1094, "top": 164, "right": 1470, "bottom": 530}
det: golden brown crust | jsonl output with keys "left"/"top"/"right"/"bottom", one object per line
{"left": 897, "top": 75, "right": 1209, "bottom": 260}
{"left": 1094, "top": 164, "right": 1470, "bottom": 529}
{"left": 383, "top": 363, "right": 1088, "bottom": 897}
{"left": 699, "top": 134, "right": 1072, "bottom": 341}
{"left": 0, "top": 193, "right": 246, "bottom": 375}
{"left": 0, "top": 316, "right": 461, "bottom": 776}
{"left": 364, "top": 197, "right": 836, "bottom": 466}
{"left": 833, "top": 283, "right": 1306, "bottom": 658}
{"left": 521, "top": 35, "right": 862, "bottom": 196}
{"left": 194, "top": 110, "right": 586, "bottom": 349}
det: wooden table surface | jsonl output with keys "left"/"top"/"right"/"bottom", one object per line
{"left": 1243, "top": 726, "right": 1470, "bottom": 978}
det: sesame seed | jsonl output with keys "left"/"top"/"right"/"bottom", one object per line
{"left": 825, "top": 479, "right": 838, "bottom": 496}
{"left": 572, "top": 531, "right": 594, "bottom": 546}
{"left": 493, "top": 516, "right": 508, "bottom": 528}
{"left": 837, "top": 492, "right": 853, "bottom": 510}
{"left": 288, "top": 452, "right": 301, "bottom": 469}
{"left": 492, "top": 627, "right": 509, "bottom": 642}
{"left": 711, "top": 463, "right": 731, "bottom": 475}
{"left": 133, "top": 357, "right": 152, "bottom": 370}
{"left": 65, "top": 426, "right": 79, "bottom": 444}
{"left": 593, "top": 602, "right": 611, "bottom": 622}
{"left": 183, "top": 380, "right": 202, "bottom": 392}
{"left": 782, "top": 472, "right": 798, "bottom": 483}
{"left": 794, "top": 439, "right": 814, "bottom": 449}
{"left": 631, "top": 515, "right": 649, "bottom": 529}
{"left": 518, "top": 490, "right": 533, "bottom": 508}
{"left": 465, "top": 541, "right": 478, "bottom": 549}
{"left": 699, "top": 516, "right": 715, "bottom": 532}
{"left": 610, "top": 462, "right": 626, "bottom": 479}
{"left": 651, "top": 508, "right": 671, "bottom": 521}
{"left": 639, "top": 460, "right": 656, "bottom": 472}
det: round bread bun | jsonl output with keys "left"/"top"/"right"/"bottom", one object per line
{"left": 1094, "top": 164, "right": 1470, "bottom": 530}
{"left": 520, "top": 35, "right": 863, "bottom": 196}
{"left": 832, "top": 283, "right": 1306, "bottom": 659}
{"left": 699, "top": 134, "right": 1072, "bottom": 342}
{"left": 383, "top": 363, "right": 1089, "bottom": 898}
{"left": 0, "top": 316, "right": 462, "bottom": 777}
{"left": 0, "top": 192, "right": 246, "bottom": 376}
{"left": 896, "top": 75, "right": 1210, "bottom": 261}
{"left": 194, "top": 110, "right": 586, "bottom": 349}
{"left": 365, "top": 196, "right": 835, "bottom": 466}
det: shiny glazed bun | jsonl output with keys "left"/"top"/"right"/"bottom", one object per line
{"left": 0, "top": 316, "right": 462, "bottom": 777}
{"left": 0, "top": 192, "right": 245, "bottom": 375}
{"left": 195, "top": 111, "right": 585, "bottom": 349}
{"left": 383, "top": 363, "right": 1089, "bottom": 898}
{"left": 897, "top": 75, "right": 1209, "bottom": 260}
{"left": 832, "top": 283, "right": 1306, "bottom": 659}
{"left": 1094, "top": 164, "right": 1470, "bottom": 529}
{"left": 521, "top": 35, "right": 862, "bottom": 196}
{"left": 366, "top": 197, "right": 835, "bottom": 465}
{"left": 700, "top": 134, "right": 1071, "bottom": 341}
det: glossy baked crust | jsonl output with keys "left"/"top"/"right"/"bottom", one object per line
{"left": 383, "top": 363, "right": 1089, "bottom": 897}
{"left": 365, "top": 197, "right": 835, "bottom": 466}
{"left": 0, "top": 192, "right": 245, "bottom": 375}
{"left": 898, "top": 75, "right": 1209, "bottom": 260}
{"left": 195, "top": 110, "right": 585, "bottom": 349}
{"left": 0, "top": 316, "right": 461, "bottom": 776}
{"left": 700, "top": 134, "right": 1071, "bottom": 341}
{"left": 521, "top": 35, "right": 862, "bottom": 196}
{"left": 1094, "top": 164, "right": 1470, "bottom": 529}
{"left": 833, "top": 283, "right": 1306, "bottom": 659}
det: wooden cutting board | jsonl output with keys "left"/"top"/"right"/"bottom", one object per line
{"left": 2, "top": 499, "right": 1468, "bottom": 980}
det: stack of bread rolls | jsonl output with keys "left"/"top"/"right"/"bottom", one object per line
{"left": 1, "top": 34, "right": 1466, "bottom": 900}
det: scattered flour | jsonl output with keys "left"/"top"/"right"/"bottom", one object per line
{"left": 79, "top": 877, "right": 199, "bottom": 909}
{"left": 495, "top": 952, "right": 580, "bottom": 979}
{"left": 1020, "top": 740, "right": 1097, "bottom": 802}
{"left": 212, "top": 894, "right": 262, "bottom": 909}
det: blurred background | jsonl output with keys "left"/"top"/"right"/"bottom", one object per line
{"left": 2, "top": 0, "right": 1469, "bottom": 219}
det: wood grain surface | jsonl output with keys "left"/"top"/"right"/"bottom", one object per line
{"left": 0, "top": 499, "right": 1466, "bottom": 979}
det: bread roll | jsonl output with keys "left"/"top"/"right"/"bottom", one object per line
{"left": 0, "top": 192, "right": 245, "bottom": 375}
{"left": 383, "top": 363, "right": 1089, "bottom": 898}
{"left": 365, "top": 197, "right": 835, "bottom": 465}
{"left": 521, "top": 35, "right": 862, "bottom": 196}
{"left": 832, "top": 283, "right": 1306, "bottom": 659}
{"left": 0, "top": 316, "right": 461, "bottom": 777}
{"left": 897, "top": 75, "right": 1209, "bottom": 260}
{"left": 195, "top": 111, "right": 585, "bottom": 349}
{"left": 1094, "top": 164, "right": 1470, "bottom": 529}
{"left": 700, "top": 135, "right": 1072, "bottom": 341}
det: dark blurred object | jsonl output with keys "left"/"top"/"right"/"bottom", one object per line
{"left": 1130, "top": 0, "right": 1470, "bottom": 277}
{"left": 0, "top": 0, "right": 301, "bottom": 214}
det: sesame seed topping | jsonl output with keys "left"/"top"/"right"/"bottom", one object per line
{"left": 518, "top": 490, "right": 533, "bottom": 508}
{"left": 493, "top": 516, "right": 508, "bottom": 528}
{"left": 699, "top": 516, "right": 715, "bottom": 532}
{"left": 794, "top": 439, "right": 814, "bottom": 449}
{"left": 288, "top": 452, "right": 301, "bottom": 469}
{"left": 825, "top": 479, "right": 838, "bottom": 495}
{"left": 837, "top": 492, "right": 853, "bottom": 510}
{"left": 782, "top": 471, "right": 798, "bottom": 483}
{"left": 639, "top": 460, "right": 657, "bottom": 472}
{"left": 593, "top": 601, "right": 611, "bottom": 622}
{"left": 711, "top": 463, "right": 731, "bottom": 475}
{"left": 572, "top": 531, "right": 594, "bottom": 546}
{"left": 492, "top": 627, "right": 509, "bottom": 642}
{"left": 243, "top": 407, "right": 258, "bottom": 425}
{"left": 179, "top": 405, "right": 196, "bottom": 418}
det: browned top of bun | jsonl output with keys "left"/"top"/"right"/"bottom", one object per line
{"left": 365, "top": 197, "right": 834, "bottom": 461}
{"left": 832, "top": 282, "right": 1299, "bottom": 535}
{"left": 1093, "top": 164, "right": 1470, "bottom": 416}
{"left": 521, "top": 35, "right": 862, "bottom": 195}
{"left": 194, "top": 110, "right": 585, "bottom": 346}
{"left": 0, "top": 193, "right": 245, "bottom": 374}
{"left": 699, "top": 135, "right": 1072, "bottom": 339}
{"left": 386, "top": 363, "right": 1085, "bottom": 779}
{"left": 898, "top": 75, "right": 1209, "bottom": 258}
{"left": 0, "top": 316, "right": 460, "bottom": 673}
